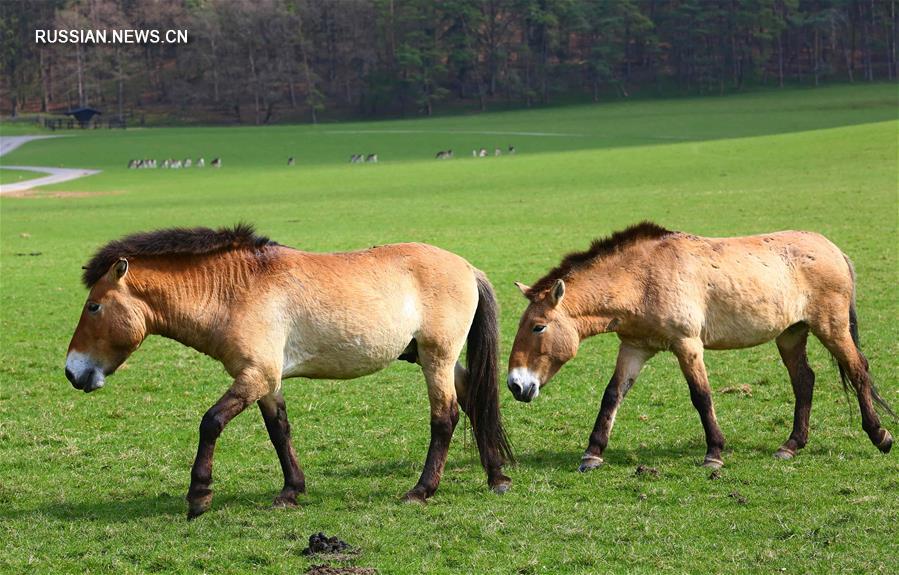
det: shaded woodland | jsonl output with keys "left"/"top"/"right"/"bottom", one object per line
{"left": 1, "top": 0, "right": 896, "bottom": 123}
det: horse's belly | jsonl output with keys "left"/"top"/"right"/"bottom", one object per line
{"left": 701, "top": 295, "right": 804, "bottom": 350}
{"left": 281, "top": 319, "right": 416, "bottom": 380}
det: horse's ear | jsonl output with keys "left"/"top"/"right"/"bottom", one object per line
{"left": 549, "top": 279, "right": 565, "bottom": 307}
{"left": 514, "top": 281, "right": 531, "bottom": 297}
{"left": 111, "top": 258, "right": 129, "bottom": 281}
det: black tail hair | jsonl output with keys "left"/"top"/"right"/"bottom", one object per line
{"left": 464, "top": 272, "right": 515, "bottom": 469}
{"left": 838, "top": 256, "right": 896, "bottom": 418}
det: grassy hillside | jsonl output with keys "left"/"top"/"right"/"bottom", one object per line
{"left": 1, "top": 84, "right": 897, "bottom": 574}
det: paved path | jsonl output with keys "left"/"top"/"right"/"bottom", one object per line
{"left": 0, "top": 135, "right": 101, "bottom": 194}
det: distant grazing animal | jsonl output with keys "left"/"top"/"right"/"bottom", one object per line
{"left": 211, "top": 157, "right": 221, "bottom": 168}
{"left": 162, "top": 159, "right": 171, "bottom": 169}
{"left": 350, "top": 154, "right": 363, "bottom": 164}
{"left": 196, "top": 158, "right": 205, "bottom": 168}
{"left": 172, "top": 160, "right": 182, "bottom": 169}
{"left": 508, "top": 222, "right": 894, "bottom": 473}
{"left": 478, "top": 148, "right": 488, "bottom": 158}
{"left": 436, "top": 150, "right": 453, "bottom": 160}
{"left": 288, "top": 157, "right": 295, "bottom": 166}
{"left": 65, "top": 225, "right": 513, "bottom": 518}
{"left": 366, "top": 153, "right": 378, "bottom": 163}
{"left": 494, "top": 148, "right": 501, "bottom": 157}
{"left": 128, "top": 160, "right": 138, "bottom": 169}
{"left": 184, "top": 158, "right": 192, "bottom": 168}
{"left": 508, "top": 145, "right": 516, "bottom": 155}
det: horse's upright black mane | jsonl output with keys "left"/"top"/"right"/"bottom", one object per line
{"left": 528, "top": 221, "right": 673, "bottom": 297}
{"left": 82, "top": 224, "right": 276, "bottom": 287}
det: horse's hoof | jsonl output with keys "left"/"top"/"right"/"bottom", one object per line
{"left": 272, "top": 495, "right": 298, "bottom": 508}
{"left": 578, "top": 455, "right": 604, "bottom": 473}
{"left": 402, "top": 489, "right": 428, "bottom": 504}
{"left": 702, "top": 457, "right": 724, "bottom": 469}
{"left": 186, "top": 492, "right": 212, "bottom": 520}
{"left": 187, "top": 501, "right": 210, "bottom": 520}
{"left": 773, "top": 448, "right": 795, "bottom": 460}
{"left": 877, "top": 430, "right": 893, "bottom": 454}
{"left": 491, "top": 482, "right": 511, "bottom": 495}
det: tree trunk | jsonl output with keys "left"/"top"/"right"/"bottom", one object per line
{"left": 891, "top": 0, "right": 897, "bottom": 79}
{"left": 301, "top": 42, "right": 317, "bottom": 124}
{"left": 778, "top": 31, "right": 784, "bottom": 87}
{"left": 116, "top": 47, "right": 125, "bottom": 122}
{"left": 77, "top": 43, "right": 85, "bottom": 107}
{"left": 40, "top": 48, "right": 49, "bottom": 112}
{"left": 869, "top": 0, "right": 877, "bottom": 80}
{"left": 249, "top": 50, "right": 261, "bottom": 125}
{"left": 211, "top": 35, "right": 220, "bottom": 103}
{"left": 814, "top": 26, "right": 819, "bottom": 86}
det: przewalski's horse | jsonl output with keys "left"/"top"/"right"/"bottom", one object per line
{"left": 65, "top": 225, "right": 513, "bottom": 518}
{"left": 508, "top": 222, "right": 893, "bottom": 471}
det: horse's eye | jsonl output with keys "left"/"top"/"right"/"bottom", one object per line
{"left": 532, "top": 325, "right": 547, "bottom": 334}
{"left": 87, "top": 302, "right": 101, "bottom": 314}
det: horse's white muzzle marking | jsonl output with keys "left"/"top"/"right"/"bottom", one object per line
{"left": 65, "top": 351, "right": 105, "bottom": 393}
{"left": 507, "top": 367, "right": 540, "bottom": 402}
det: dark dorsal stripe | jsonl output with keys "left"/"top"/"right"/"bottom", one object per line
{"left": 528, "top": 221, "right": 673, "bottom": 297}
{"left": 82, "top": 223, "right": 276, "bottom": 287}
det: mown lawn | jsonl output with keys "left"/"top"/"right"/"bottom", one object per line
{"left": 0, "top": 84, "right": 896, "bottom": 574}
{"left": 0, "top": 168, "right": 49, "bottom": 186}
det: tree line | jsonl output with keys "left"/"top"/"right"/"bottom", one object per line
{"left": 1, "top": 0, "right": 896, "bottom": 124}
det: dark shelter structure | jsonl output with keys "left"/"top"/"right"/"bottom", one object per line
{"left": 63, "top": 107, "right": 102, "bottom": 127}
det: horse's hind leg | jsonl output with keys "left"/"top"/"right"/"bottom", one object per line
{"left": 258, "top": 389, "right": 306, "bottom": 507}
{"left": 813, "top": 328, "right": 892, "bottom": 453}
{"left": 404, "top": 353, "right": 459, "bottom": 503}
{"left": 673, "top": 338, "right": 726, "bottom": 468}
{"left": 774, "top": 324, "right": 815, "bottom": 459}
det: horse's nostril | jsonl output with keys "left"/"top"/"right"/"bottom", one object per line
{"left": 65, "top": 367, "right": 76, "bottom": 384}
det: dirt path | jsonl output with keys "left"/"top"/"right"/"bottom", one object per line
{"left": 0, "top": 135, "right": 101, "bottom": 194}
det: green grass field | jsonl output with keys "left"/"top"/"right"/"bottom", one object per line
{"left": 0, "top": 168, "right": 49, "bottom": 186}
{"left": 1, "top": 84, "right": 897, "bottom": 574}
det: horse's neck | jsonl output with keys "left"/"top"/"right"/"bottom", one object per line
{"left": 135, "top": 261, "right": 240, "bottom": 359}
{"left": 565, "top": 258, "right": 638, "bottom": 339}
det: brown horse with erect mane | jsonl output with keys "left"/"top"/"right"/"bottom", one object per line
{"left": 65, "top": 225, "right": 513, "bottom": 518}
{"left": 508, "top": 222, "right": 893, "bottom": 471}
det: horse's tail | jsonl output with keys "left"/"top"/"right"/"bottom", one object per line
{"left": 838, "top": 254, "right": 896, "bottom": 418}
{"left": 465, "top": 271, "right": 515, "bottom": 469}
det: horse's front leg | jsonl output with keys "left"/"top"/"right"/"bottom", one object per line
{"left": 580, "top": 344, "right": 654, "bottom": 472}
{"left": 186, "top": 369, "right": 270, "bottom": 519}
{"left": 258, "top": 389, "right": 306, "bottom": 507}
{"left": 404, "top": 357, "right": 459, "bottom": 502}
{"left": 673, "top": 338, "right": 726, "bottom": 468}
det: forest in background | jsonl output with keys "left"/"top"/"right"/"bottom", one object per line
{"left": 1, "top": 0, "right": 896, "bottom": 124}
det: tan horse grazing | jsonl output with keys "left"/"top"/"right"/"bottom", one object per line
{"left": 65, "top": 225, "right": 513, "bottom": 518}
{"left": 508, "top": 222, "right": 893, "bottom": 471}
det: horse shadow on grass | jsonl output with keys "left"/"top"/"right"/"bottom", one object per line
{"left": 0, "top": 490, "right": 298, "bottom": 524}
{"left": 5, "top": 439, "right": 854, "bottom": 523}
{"left": 510, "top": 438, "right": 798, "bottom": 471}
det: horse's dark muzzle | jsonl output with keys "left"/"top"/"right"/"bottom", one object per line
{"left": 66, "top": 367, "right": 105, "bottom": 393}
{"left": 507, "top": 382, "right": 538, "bottom": 403}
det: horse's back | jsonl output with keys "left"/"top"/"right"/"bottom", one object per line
{"left": 646, "top": 231, "right": 851, "bottom": 349}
